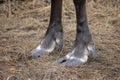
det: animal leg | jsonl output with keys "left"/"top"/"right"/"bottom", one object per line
{"left": 31, "top": 0, "right": 63, "bottom": 57}
{"left": 58, "top": 0, "right": 97, "bottom": 66}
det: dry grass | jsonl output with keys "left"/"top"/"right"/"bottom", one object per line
{"left": 0, "top": 0, "right": 120, "bottom": 80}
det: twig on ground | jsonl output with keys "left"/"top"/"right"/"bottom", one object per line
{"left": 15, "top": 6, "right": 50, "bottom": 15}
{"left": 7, "top": 75, "right": 18, "bottom": 80}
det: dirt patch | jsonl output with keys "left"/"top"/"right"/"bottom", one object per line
{"left": 0, "top": 0, "right": 120, "bottom": 80}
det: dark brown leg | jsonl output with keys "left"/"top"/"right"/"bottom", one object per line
{"left": 31, "top": 0, "right": 63, "bottom": 57}
{"left": 58, "top": 0, "right": 97, "bottom": 66}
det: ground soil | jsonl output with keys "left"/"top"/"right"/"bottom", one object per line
{"left": 0, "top": 0, "right": 120, "bottom": 80}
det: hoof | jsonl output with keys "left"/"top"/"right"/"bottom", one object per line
{"left": 62, "top": 58, "right": 85, "bottom": 66}
{"left": 57, "top": 56, "right": 67, "bottom": 63}
{"left": 30, "top": 23, "right": 63, "bottom": 57}
{"left": 31, "top": 48, "right": 46, "bottom": 57}
{"left": 58, "top": 55, "right": 88, "bottom": 66}
{"left": 31, "top": 39, "right": 56, "bottom": 57}
{"left": 57, "top": 45, "right": 97, "bottom": 66}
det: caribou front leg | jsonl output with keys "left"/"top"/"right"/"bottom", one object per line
{"left": 58, "top": 0, "right": 97, "bottom": 66}
{"left": 31, "top": 0, "right": 63, "bottom": 57}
